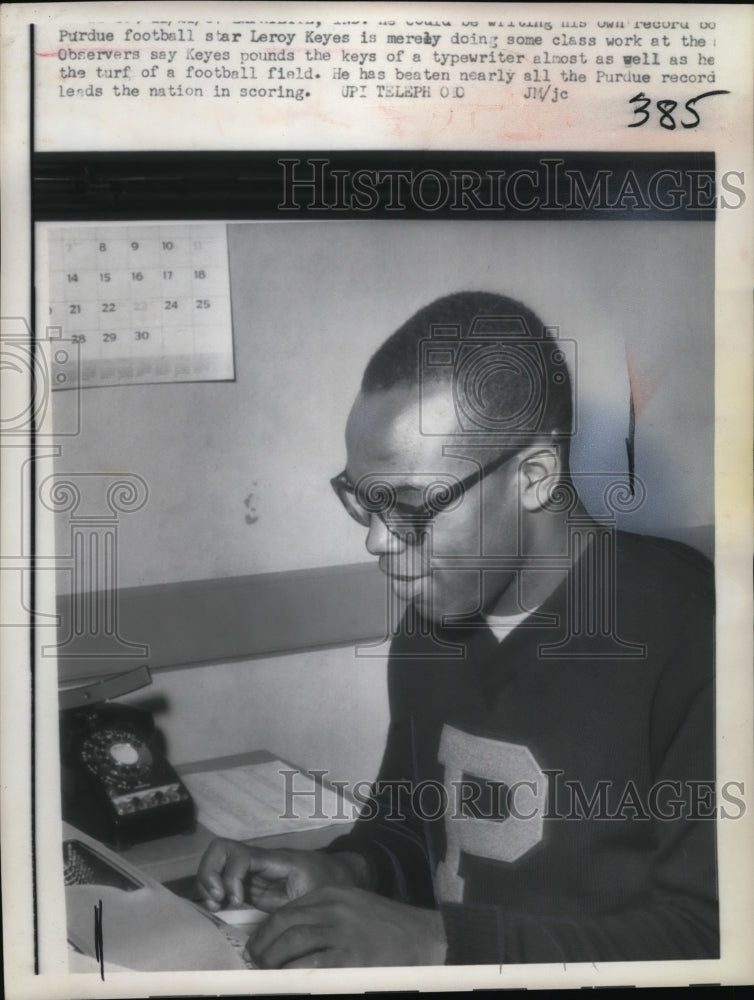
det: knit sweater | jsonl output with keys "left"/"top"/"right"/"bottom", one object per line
{"left": 326, "top": 532, "right": 718, "bottom": 964}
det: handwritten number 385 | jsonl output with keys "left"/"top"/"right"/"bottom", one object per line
{"left": 628, "top": 90, "right": 730, "bottom": 129}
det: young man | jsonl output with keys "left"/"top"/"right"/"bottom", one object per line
{"left": 197, "top": 292, "right": 718, "bottom": 968}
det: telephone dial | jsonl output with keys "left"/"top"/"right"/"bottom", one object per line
{"left": 60, "top": 665, "right": 194, "bottom": 847}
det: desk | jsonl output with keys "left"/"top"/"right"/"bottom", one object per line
{"left": 118, "top": 749, "right": 354, "bottom": 893}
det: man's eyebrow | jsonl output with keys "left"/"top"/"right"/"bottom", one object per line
{"left": 346, "top": 473, "right": 424, "bottom": 494}
{"left": 392, "top": 482, "right": 425, "bottom": 495}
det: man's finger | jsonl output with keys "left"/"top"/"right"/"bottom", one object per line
{"left": 248, "top": 879, "right": 289, "bottom": 912}
{"left": 220, "top": 856, "right": 253, "bottom": 906}
{"left": 196, "top": 878, "right": 223, "bottom": 908}
{"left": 247, "top": 900, "right": 327, "bottom": 959}
{"left": 197, "top": 894, "right": 223, "bottom": 912}
{"left": 196, "top": 839, "right": 237, "bottom": 905}
{"left": 282, "top": 948, "right": 346, "bottom": 969}
{"left": 252, "top": 921, "right": 334, "bottom": 970}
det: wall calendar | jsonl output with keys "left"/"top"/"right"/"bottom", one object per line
{"left": 40, "top": 222, "right": 234, "bottom": 389}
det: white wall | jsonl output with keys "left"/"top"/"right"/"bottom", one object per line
{"left": 120, "top": 646, "right": 389, "bottom": 787}
{"left": 52, "top": 219, "right": 713, "bottom": 590}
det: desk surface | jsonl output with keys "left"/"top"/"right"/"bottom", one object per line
{"left": 120, "top": 750, "right": 353, "bottom": 888}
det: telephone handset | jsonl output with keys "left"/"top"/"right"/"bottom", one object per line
{"left": 60, "top": 666, "right": 194, "bottom": 847}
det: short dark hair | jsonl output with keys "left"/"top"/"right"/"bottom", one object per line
{"left": 362, "top": 291, "right": 573, "bottom": 441}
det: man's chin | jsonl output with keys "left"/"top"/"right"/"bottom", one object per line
{"left": 393, "top": 582, "right": 479, "bottom": 626}
{"left": 384, "top": 569, "right": 483, "bottom": 622}
{"left": 388, "top": 574, "right": 427, "bottom": 603}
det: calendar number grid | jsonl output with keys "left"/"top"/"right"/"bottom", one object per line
{"left": 47, "top": 224, "right": 235, "bottom": 388}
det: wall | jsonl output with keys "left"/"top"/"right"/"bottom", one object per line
{"left": 120, "top": 645, "right": 389, "bottom": 786}
{"left": 51, "top": 219, "right": 714, "bottom": 589}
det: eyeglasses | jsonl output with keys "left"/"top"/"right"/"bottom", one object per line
{"left": 330, "top": 448, "right": 520, "bottom": 535}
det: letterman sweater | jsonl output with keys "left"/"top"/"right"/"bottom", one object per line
{"left": 326, "top": 532, "right": 718, "bottom": 964}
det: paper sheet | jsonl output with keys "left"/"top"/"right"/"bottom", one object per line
{"left": 66, "top": 884, "right": 250, "bottom": 971}
{"left": 182, "top": 760, "right": 357, "bottom": 840}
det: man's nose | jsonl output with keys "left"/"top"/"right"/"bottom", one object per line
{"left": 364, "top": 514, "right": 402, "bottom": 556}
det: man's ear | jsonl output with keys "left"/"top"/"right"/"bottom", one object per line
{"left": 517, "top": 447, "right": 561, "bottom": 513}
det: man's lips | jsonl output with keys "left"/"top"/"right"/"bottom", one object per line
{"left": 379, "top": 558, "right": 427, "bottom": 583}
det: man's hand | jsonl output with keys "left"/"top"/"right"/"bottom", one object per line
{"left": 247, "top": 886, "right": 447, "bottom": 968}
{"left": 196, "top": 838, "right": 371, "bottom": 913}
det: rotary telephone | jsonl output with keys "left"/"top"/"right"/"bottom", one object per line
{"left": 59, "top": 665, "right": 194, "bottom": 847}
